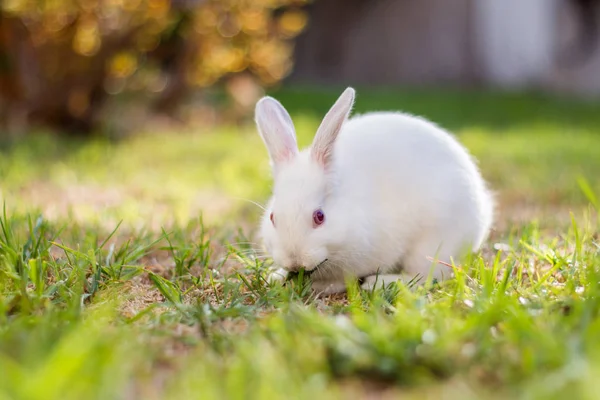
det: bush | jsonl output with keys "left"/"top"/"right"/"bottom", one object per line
{"left": 0, "top": 0, "right": 309, "bottom": 135}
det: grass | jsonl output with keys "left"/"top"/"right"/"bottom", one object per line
{"left": 0, "top": 87, "right": 600, "bottom": 399}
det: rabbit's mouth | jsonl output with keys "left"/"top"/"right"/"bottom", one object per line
{"left": 312, "top": 258, "right": 329, "bottom": 274}
{"left": 287, "top": 259, "right": 329, "bottom": 280}
{"left": 301, "top": 259, "right": 330, "bottom": 275}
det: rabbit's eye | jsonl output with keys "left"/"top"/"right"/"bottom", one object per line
{"left": 312, "top": 209, "right": 325, "bottom": 227}
{"left": 270, "top": 212, "right": 275, "bottom": 227}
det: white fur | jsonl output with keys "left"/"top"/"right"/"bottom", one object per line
{"left": 255, "top": 87, "right": 493, "bottom": 295}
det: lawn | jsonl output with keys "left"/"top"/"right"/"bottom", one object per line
{"left": 0, "top": 87, "right": 599, "bottom": 400}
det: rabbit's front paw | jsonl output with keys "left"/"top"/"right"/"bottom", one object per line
{"left": 267, "top": 268, "right": 288, "bottom": 285}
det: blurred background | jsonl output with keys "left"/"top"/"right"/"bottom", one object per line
{"left": 1, "top": 0, "right": 599, "bottom": 228}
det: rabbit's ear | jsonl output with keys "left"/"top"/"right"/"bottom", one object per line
{"left": 255, "top": 96, "right": 299, "bottom": 169}
{"left": 311, "top": 87, "right": 355, "bottom": 168}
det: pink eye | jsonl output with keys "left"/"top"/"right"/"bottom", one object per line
{"left": 312, "top": 209, "right": 325, "bottom": 227}
{"left": 270, "top": 212, "right": 275, "bottom": 227}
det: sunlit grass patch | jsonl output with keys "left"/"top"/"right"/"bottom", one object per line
{"left": 2, "top": 89, "right": 599, "bottom": 229}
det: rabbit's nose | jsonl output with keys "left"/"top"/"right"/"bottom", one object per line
{"left": 286, "top": 253, "right": 302, "bottom": 271}
{"left": 287, "top": 261, "right": 301, "bottom": 272}
{"left": 288, "top": 264, "right": 301, "bottom": 272}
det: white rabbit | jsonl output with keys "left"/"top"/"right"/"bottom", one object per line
{"left": 255, "top": 87, "right": 493, "bottom": 295}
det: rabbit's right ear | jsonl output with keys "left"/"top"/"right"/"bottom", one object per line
{"left": 311, "top": 87, "right": 355, "bottom": 169}
{"left": 255, "top": 96, "right": 298, "bottom": 171}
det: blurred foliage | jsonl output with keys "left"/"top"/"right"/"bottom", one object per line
{"left": 0, "top": 0, "right": 310, "bottom": 134}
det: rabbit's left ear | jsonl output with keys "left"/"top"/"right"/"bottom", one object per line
{"left": 311, "top": 87, "right": 355, "bottom": 169}
{"left": 255, "top": 96, "right": 299, "bottom": 172}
